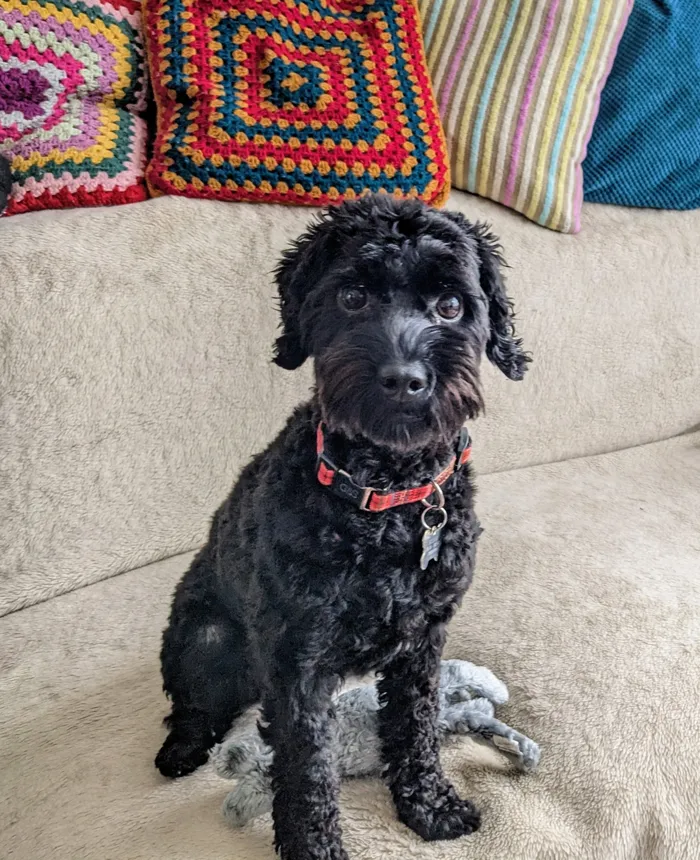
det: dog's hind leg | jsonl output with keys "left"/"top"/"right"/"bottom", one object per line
{"left": 155, "top": 546, "right": 259, "bottom": 778}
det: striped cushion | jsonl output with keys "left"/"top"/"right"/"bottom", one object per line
{"left": 420, "top": 0, "right": 632, "bottom": 232}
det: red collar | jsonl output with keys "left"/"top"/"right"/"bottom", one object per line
{"left": 315, "top": 423, "right": 471, "bottom": 512}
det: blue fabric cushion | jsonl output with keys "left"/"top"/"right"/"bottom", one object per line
{"left": 583, "top": 0, "right": 700, "bottom": 211}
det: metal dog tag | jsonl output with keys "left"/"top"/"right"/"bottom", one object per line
{"left": 419, "top": 500, "right": 448, "bottom": 570}
{"left": 420, "top": 524, "right": 444, "bottom": 570}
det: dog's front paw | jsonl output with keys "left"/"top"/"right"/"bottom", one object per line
{"left": 395, "top": 780, "right": 481, "bottom": 841}
{"left": 155, "top": 732, "right": 210, "bottom": 778}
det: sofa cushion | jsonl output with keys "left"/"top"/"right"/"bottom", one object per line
{"left": 1, "top": 432, "right": 699, "bottom": 859}
{"left": 583, "top": 0, "right": 700, "bottom": 211}
{"left": 143, "top": 0, "right": 450, "bottom": 207}
{"left": 1, "top": 193, "right": 700, "bottom": 615}
{"left": 0, "top": 0, "right": 149, "bottom": 216}
{"left": 419, "top": 0, "right": 632, "bottom": 232}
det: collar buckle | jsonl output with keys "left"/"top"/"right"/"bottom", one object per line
{"left": 359, "top": 485, "right": 376, "bottom": 511}
{"left": 329, "top": 465, "right": 374, "bottom": 509}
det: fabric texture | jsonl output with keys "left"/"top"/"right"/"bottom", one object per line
{"left": 1, "top": 431, "right": 699, "bottom": 860}
{"left": 2, "top": 191, "right": 700, "bottom": 616}
{"left": 419, "top": 0, "right": 632, "bottom": 232}
{"left": 144, "top": 0, "right": 450, "bottom": 207}
{"left": 0, "top": 0, "right": 148, "bottom": 216}
{"left": 583, "top": 0, "right": 700, "bottom": 211}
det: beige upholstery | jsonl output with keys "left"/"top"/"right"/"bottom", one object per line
{"left": 1, "top": 192, "right": 699, "bottom": 860}
{"left": 1, "top": 194, "right": 699, "bottom": 615}
{"left": 1, "top": 432, "right": 699, "bottom": 860}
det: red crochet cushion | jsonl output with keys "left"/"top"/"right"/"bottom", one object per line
{"left": 144, "top": 0, "right": 450, "bottom": 207}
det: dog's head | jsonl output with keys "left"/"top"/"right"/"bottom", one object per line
{"left": 274, "top": 195, "right": 529, "bottom": 451}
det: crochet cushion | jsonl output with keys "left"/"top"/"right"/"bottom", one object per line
{"left": 419, "top": 0, "right": 632, "bottom": 233}
{"left": 144, "top": 0, "right": 450, "bottom": 207}
{"left": 0, "top": 0, "right": 148, "bottom": 217}
{"left": 583, "top": 0, "right": 700, "bottom": 211}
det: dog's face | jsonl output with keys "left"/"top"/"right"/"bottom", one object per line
{"left": 274, "top": 196, "right": 529, "bottom": 451}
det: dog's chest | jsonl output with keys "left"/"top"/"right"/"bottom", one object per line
{"left": 245, "top": 433, "right": 479, "bottom": 672}
{"left": 324, "top": 503, "right": 476, "bottom": 671}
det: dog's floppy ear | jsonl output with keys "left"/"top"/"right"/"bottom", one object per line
{"left": 472, "top": 223, "right": 530, "bottom": 380}
{"left": 442, "top": 212, "right": 530, "bottom": 381}
{"left": 273, "top": 215, "right": 341, "bottom": 370}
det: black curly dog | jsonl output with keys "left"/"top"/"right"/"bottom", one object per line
{"left": 0, "top": 154, "right": 12, "bottom": 216}
{"left": 156, "top": 195, "right": 529, "bottom": 859}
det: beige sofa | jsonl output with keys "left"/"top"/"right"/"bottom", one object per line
{"left": 1, "top": 191, "right": 699, "bottom": 860}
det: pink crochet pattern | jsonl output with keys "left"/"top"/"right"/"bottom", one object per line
{"left": 0, "top": 0, "right": 149, "bottom": 216}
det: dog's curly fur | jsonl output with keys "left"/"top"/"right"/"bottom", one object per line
{"left": 155, "top": 195, "right": 529, "bottom": 860}
{"left": 0, "top": 155, "right": 12, "bottom": 216}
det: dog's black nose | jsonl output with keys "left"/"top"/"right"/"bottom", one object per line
{"left": 379, "top": 362, "right": 430, "bottom": 401}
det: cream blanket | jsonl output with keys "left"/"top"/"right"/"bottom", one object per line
{"left": 1, "top": 433, "right": 698, "bottom": 859}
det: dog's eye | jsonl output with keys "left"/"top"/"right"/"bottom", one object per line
{"left": 339, "top": 286, "right": 368, "bottom": 312}
{"left": 436, "top": 293, "right": 463, "bottom": 320}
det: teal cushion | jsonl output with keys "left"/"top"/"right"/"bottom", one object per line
{"left": 583, "top": 0, "right": 700, "bottom": 211}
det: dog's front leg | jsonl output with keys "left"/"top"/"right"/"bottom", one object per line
{"left": 378, "top": 626, "right": 481, "bottom": 841}
{"left": 262, "top": 673, "right": 346, "bottom": 860}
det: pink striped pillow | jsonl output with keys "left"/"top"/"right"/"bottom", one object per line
{"left": 419, "top": 0, "right": 632, "bottom": 232}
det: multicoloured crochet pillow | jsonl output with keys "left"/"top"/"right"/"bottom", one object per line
{"left": 0, "top": 0, "right": 148, "bottom": 217}
{"left": 144, "top": 0, "right": 450, "bottom": 207}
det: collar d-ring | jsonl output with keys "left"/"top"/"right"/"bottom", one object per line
{"left": 421, "top": 504, "right": 448, "bottom": 531}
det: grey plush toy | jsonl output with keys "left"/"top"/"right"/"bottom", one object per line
{"left": 212, "top": 659, "right": 540, "bottom": 828}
